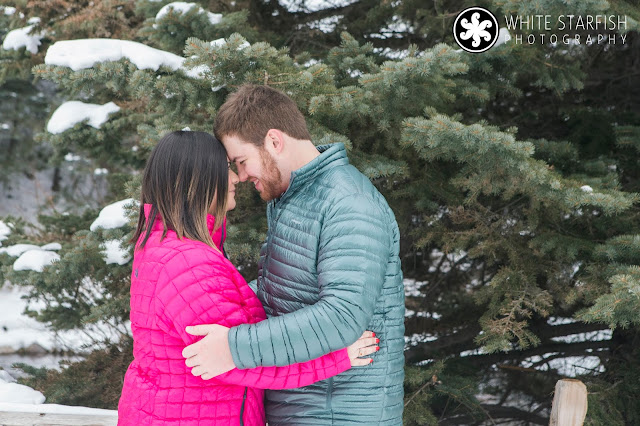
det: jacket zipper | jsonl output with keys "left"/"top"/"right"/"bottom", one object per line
{"left": 264, "top": 201, "right": 282, "bottom": 272}
{"left": 325, "top": 377, "right": 334, "bottom": 410}
{"left": 239, "top": 386, "right": 247, "bottom": 425}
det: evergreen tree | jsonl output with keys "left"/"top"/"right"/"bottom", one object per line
{"left": 1, "top": 0, "right": 639, "bottom": 424}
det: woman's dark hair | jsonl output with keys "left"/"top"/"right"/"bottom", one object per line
{"left": 131, "top": 131, "right": 228, "bottom": 250}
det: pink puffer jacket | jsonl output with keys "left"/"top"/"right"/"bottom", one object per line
{"left": 118, "top": 205, "right": 351, "bottom": 425}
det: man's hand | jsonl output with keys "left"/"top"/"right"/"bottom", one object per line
{"left": 182, "top": 324, "right": 236, "bottom": 380}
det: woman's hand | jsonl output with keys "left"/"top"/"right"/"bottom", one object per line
{"left": 347, "top": 331, "right": 380, "bottom": 366}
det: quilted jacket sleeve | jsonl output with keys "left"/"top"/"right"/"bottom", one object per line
{"left": 157, "top": 252, "right": 351, "bottom": 389}
{"left": 228, "top": 194, "right": 389, "bottom": 368}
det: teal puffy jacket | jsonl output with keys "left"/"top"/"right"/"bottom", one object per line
{"left": 228, "top": 143, "right": 405, "bottom": 425}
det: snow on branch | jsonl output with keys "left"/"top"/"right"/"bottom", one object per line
{"left": 2, "top": 24, "right": 45, "bottom": 54}
{"left": 47, "top": 101, "right": 120, "bottom": 135}
{"left": 90, "top": 198, "right": 138, "bottom": 232}
{"left": 156, "top": 2, "right": 222, "bottom": 26}
{"left": 0, "top": 221, "right": 11, "bottom": 245}
{"left": 13, "top": 250, "right": 60, "bottom": 272}
{"left": 44, "top": 38, "right": 213, "bottom": 79}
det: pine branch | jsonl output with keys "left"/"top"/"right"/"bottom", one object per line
{"left": 405, "top": 321, "right": 612, "bottom": 364}
{"left": 462, "top": 339, "right": 612, "bottom": 367}
{"left": 439, "top": 403, "right": 549, "bottom": 425}
{"left": 288, "top": 1, "right": 363, "bottom": 22}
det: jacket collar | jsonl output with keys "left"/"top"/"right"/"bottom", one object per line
{"left": 143, "top": 203, "right": 226, "bottom": 250}
{"left": 279, "top": 143, "right": 349, "bottom": 202}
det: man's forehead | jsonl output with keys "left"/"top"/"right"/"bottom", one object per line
{"left": 225, "top": 137, "right": 259, "bottom": 161}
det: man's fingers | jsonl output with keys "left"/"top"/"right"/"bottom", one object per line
{"left": 201, "top": 372, "right": 214, "bottom": 381}
{"left": 190, "top": 365, "right": 206, "bottom": 377}
{"left": 351, "top": 358, "right": 372, "bottom": 367}
{"left": 182, "top": 343, "right": 199, "bottom": 359}
{"left": 185, "top": 325, "right": 211, "bottom": 336}
{"left": 185, "top": 355, "right": 199, "bottom": 368}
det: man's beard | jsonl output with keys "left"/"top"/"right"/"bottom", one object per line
{"left": 258, "top": 149, "right": 284, "bottom": 201}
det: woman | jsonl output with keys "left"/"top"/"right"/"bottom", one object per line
{"left": 118, "top": 131, "right": 378, "bottom": 425}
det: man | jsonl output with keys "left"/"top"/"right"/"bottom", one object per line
{"left": 182, "top": 84, "right": 405, "bottom": 424}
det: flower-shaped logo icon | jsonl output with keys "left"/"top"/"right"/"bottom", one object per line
{"left": 453, "top": 7, "right": 499, "bottom": 53}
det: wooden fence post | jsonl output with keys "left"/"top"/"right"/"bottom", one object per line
{"left": 549, "top": 379, "right": 588, "bottom": 426}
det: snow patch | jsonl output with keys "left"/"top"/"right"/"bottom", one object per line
{"left": 547, "top": 316, "right": 578, "bottom": 326}
{"left": 46, "top": 38, "right": 184, "bottom": 72}
{"left": 521, "top": 353, "right": 605, "bottom": 377}
{"left": 405, "top": 332, "right": 438, "bottom": 347}
{"left": 45, "top": 38, "right": 214, "bottom": 80}
{"left": 13, "top": 250, "right": 60, "bottom": 272}
{"left": 0, "top": 221, "right": 11, "bottom": 245}
{"left": 2, "top": 25, "right": 44, "bottom": 54}
{"left": 551, "top": 329, "right": 612, "bottom": 344}
{"left": 0, "top": 286, "right": 49, "bottom": 352}
{"left": 460, "top": 348, "right": 485, "bottom": 357}
{"left": 580, "top": 185, "right": 593, "bottom": 193}
{"left": 90, "top": 198, "right": 137, "bottom": 231}
{"left": 0, "top": 379, "right": 45, "bottom": 405}
{"left": 306, "top": 15, "right": 342, "bottom": 33}
{"left": 47, "top": 101, "right": 120, "bottom": 135}
{"left": 210, "top": 38, "right": 249, "bottom": 49}
{"left": 101, "top": 240, "right": 131, "bottom": 265}
{"left": 156, "top": 2, "right": 223, "bottom": 26}
{"left": 404, "top": 279, "right": 427, "bottom": 297}
{"left": 40, "top": 243, "right": 61, "bottom": 251}
{"left": 405, "top": 310, "right": 442, "bottom": 320}
{"left": 494, "top": 28, "right": 511, "bottom": 47}
{"left": 2, "top": 6, "right": 17, "bottom": 15}
{"left": 279, "top": 0, "right": 358, "bottom": 13}
{"left": 0, "top": 244, "right": 42, "bottom": 257}
{"left": 64, "top": 153, "right": 81, "bottom": 162}
{"left": 0, "top": 285, "right": 130, "bottom": 354}
{"left": 184, "top": 38, "right": 248, "bottom": 82}
{"left": 0, "top": 371, "right": 15, "bottom": 383}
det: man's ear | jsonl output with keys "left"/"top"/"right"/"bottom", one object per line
{"left": 265, "top": 129, "right": 285, "bottom": 154}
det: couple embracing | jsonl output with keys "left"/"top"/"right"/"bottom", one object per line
{"left": 117, "top": 85, "right": 405, "bottom": 425}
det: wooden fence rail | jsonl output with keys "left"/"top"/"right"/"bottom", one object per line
{"left": 0, "top": 403, "right": 117, "bottom": 426}
{"left": 0, "top": 378, "right": 589, "bottom": 426}
{"left": 0, "top": 412, "right": 116, "bottom": 426}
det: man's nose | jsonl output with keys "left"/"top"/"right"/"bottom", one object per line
{"left": 230, "top": 169, "right": 240, "bottom": 184}
{"left": 237, "top": 168, "right": 248, "bottom": 182}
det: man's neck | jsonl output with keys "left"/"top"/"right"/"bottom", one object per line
{"left": 289, "top": 140, "right": 320, "bottom": 171}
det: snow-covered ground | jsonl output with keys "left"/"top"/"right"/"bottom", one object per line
{"left": 0, "top": 284, "right": 121, "bottom": 413}
{"left": 0, "top": 372, "right": 116, "bottom": 417}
